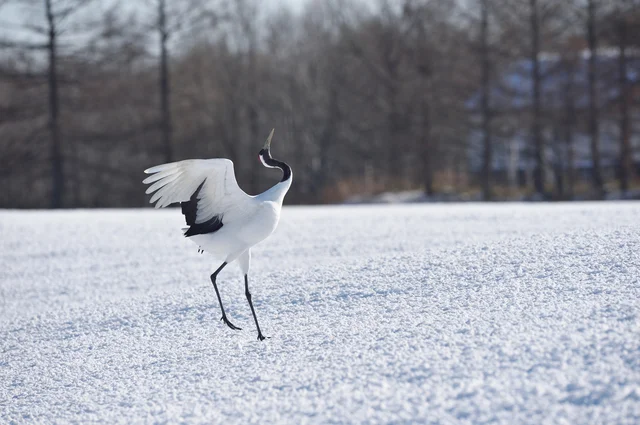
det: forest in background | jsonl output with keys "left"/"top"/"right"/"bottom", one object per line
{"left": 1, "top": 0, "right": 639, "bottom": 208}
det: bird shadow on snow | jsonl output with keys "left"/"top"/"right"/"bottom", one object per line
{"left": 4, "top": 301, "right": 250, "bottom": 344}
{"left": 44, "top": 289, "right": 410, "bottom": 345}
{"left": 6, "top": 254, "right": 434, "bottom": 345}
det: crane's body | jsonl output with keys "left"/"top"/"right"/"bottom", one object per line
{"left": 142, "top": 130, "right": 291, "bottom": 340}
{"left": 187, "top": 177, "right": 291, "bottom": 270}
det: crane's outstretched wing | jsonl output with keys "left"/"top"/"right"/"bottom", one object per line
{"left": 143, "top": 159, "right": 253, "bottom": 237}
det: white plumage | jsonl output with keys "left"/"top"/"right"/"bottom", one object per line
{"left": 142, "top": 129, "right": 292, "bottom": 340}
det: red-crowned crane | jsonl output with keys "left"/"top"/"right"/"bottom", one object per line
{"left": 143, "top": 129, "right": 291, "bottom": 341}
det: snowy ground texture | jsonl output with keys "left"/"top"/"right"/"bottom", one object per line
{"left": 1, "top": 203, "right": 640, "bottom": 424}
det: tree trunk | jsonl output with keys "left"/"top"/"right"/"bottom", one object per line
{"left": 229, "top": 101, "right": 241, "bottom": 164}
{"left": 421, "top": 96, "right": 434, "bottom": 197}
{"left": 247, "top": 44, "right": 260, "bottom": 194}
{"left": 318, "top": 84, "right": 338, "bottom": 196}
{"left": 289, "top": 78, "right": 305, "bottom": 201}
{"left": 618, "top": 14, "right": 631, "bottom": 194}
{"left": 387, "top": 82, "right": 402, "bottom": 190}
{"left": 71, "top": 143, "right": 80, "bottom": 207}
{"left": 530, "top": 0, "right": 544, "bottom": 197}
{"left": 45, "top": 0, "right": 63, "bottom": 208}
{"left": 553, "top": 124, "right": 564, "bottom": 198}
{"left": 248, "top": 100, "right": 260, "bottom": 192}
{"left": 158, "top": 0, "right": 173, "bottom": 164}
{"left": 587, "top": 0, "right": 604, "bottom": 197}
{"left": 480, "top": 0, "right": 492, "bottom": 201}
{"left": 564, "top": 59, "right": 576, "bottom": 199}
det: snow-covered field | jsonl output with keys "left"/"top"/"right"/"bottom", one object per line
{"left": 1, "top": 203, "right": 639, "bottom": 424}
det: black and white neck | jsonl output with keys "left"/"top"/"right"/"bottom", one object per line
{"left": 256, "top": 129, "right": 292, "bottom": 204}
{"left": 259, "top": 148, "right": 292, "bottom": 183}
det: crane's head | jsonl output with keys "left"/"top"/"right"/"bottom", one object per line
{"left": 258, "top": 128, "right": 275, "bottom": 164}
{"left": 262, "top": 128, "right": 275, "bottom": 151}
{"left": 258, "top": 128, "right": 292, "bottom": 182}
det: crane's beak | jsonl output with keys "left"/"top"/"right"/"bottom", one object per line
{"left": 263, "top": 128, "right": 275, "bottom": 150}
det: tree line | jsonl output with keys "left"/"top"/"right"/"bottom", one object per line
{"left": 1, "top": 0, "right": 639, "bottom": 208}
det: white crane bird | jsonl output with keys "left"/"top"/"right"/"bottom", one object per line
{"left": 142, "top": 129, "right": 291, "bottom": 341}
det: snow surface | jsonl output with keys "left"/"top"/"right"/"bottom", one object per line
{"left": 1, "top": 203, "right": 639, "bottom": 424}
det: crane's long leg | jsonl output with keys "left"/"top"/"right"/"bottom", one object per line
{"left": 210, "top": 262, "right": 242, "bottom": 331}
{"left": 245, "top": 275, "right": 267, "bottom": 341}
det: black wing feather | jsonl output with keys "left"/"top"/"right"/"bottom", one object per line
{"left": 180, "top": 179, "right": 224, "bottom": 237}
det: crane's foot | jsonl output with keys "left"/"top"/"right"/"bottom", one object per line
{"left": 257, "top": 333, "right": 269, "bottom": 341}
{"left": 220, "top": 315, "right": 242, "bottom": 331}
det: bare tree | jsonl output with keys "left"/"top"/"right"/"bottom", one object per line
{"left": 157, "top": 0, "right": 172, "bottom": 164}
{"left": 149, "top": 0, "right": 217, "bottom": 164}
{"left": 530, "top": 0, "right": 545, "bottom": 197}
{"left": 1, "top": 0, "right": 96, "bottom": 207}
{"left": 44, "top": 0, "right": 63, "bottom": 207}
{"left": 616, "top": 2, "right": 632, "bottom": 193}
{"left": 480, "top": 0, "right": 493, "bottom": 200}
{"left": 562, "top": 51, "right": 578, "bottom": 198}
{"left": 1, "top": 0, "right": 637, "bottom": 208}
{"left": 235, "top": 0, "right": 262, "bottom": 193}
{"left": 586, "top": 0, "right": 604, "bottom": 196}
